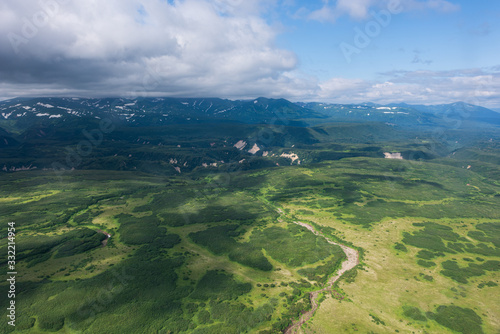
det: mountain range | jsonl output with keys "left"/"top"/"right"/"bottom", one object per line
{"left": 1, "top": 97, "right": 499, "bottom": 136}
{"left": 1, "top": 96, "right": 499, "bottom": 175}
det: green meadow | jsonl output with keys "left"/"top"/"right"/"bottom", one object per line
{"left": 1, "top": 149, "right": 499, "bottom": 333}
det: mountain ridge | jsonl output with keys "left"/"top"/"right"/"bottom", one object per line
{"left": 1, "top": 97, "right": 499, "bottom": 134}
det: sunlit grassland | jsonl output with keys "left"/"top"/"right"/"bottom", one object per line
{"left": 299, "top": 217, "right": 498, "bottom": 334}
{"left": 1, "top": 151, "right": 499, "bottom": 333}
{"left": 262, "top": 158, "right": 500, "bottom": 226}
{"left": 262, "top": 158, "right": 499, "bottom": 334}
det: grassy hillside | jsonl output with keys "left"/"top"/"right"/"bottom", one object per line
{"left": 1, "top": 117, "right": 499, "bottom": 333}
{"left": 0, "top": 146, "right": 499, "bottom": 333}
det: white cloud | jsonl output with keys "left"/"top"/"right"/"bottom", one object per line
{"left": 0, "top": 0, "right": 296, "bottom": 99}
{"left": 310, "top": 68, "right": 500, "bottom": 109}
{"left": 336, "top": 0, "right": 374, "bottom": 19}
{"left": 0, "top": 0, "right": 497, "bottom": 110}
{"left": 307, "top": 0, "right": 460, "bottom": 22}
{"left": 401, "top": 0, "right": 460, "bottom": 13}
{"left": 317, "top": 77, "right": 368, "bottom": 100}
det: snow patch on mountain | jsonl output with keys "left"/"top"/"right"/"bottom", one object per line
{"left": 37, "top": 103, "right": 55, "bottom": 108}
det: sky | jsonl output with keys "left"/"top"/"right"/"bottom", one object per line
{"left": 1, "top": 0, "right": 499, "bottom": 108}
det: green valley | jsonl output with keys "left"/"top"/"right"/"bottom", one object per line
{"left": 0, "top": 98, "right": 499, "bottom": 333}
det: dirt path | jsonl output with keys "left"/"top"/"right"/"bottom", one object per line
{"left": 284, "top": 221, "right": 359, "bottom": 334}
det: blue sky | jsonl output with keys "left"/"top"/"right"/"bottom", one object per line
{"left": 275, "top": 0, "right": 499, "bottom": 80}
{"left": 1, "top": 0, "right": 499, "bottom": 108}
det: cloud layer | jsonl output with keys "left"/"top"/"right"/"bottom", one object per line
{"left": 0, "top": 0, "right": 499, "bottom": 109}
{"left": 307, "top": 0, "right": 460, "bottom": 22}
{"left": 315, "top": 67, "right": 500, "bottom": 108}
{"left": 0, "top": 0, "right": 297, "bottom": 99}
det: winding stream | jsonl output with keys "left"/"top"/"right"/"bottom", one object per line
{"left": 284, "top": 221, "right": 359, "bottom": 334}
